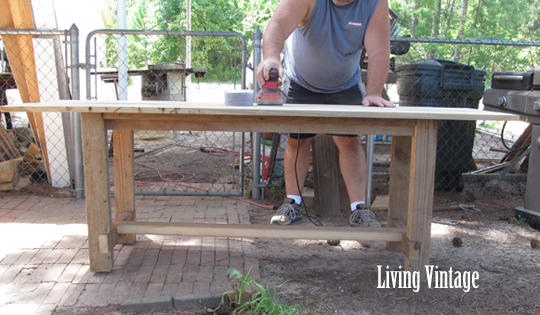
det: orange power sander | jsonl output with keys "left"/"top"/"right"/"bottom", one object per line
{"left": 257, "top": 69, "right": 283, "bottom": 105}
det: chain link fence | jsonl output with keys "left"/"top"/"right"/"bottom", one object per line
{"left": 0, "top": 29, "right": 76, "bottom": 197}
{"left": 86, "top": 30, "right": 249, "bottom": 197}
{"left": 0, "top": 28, "right": 537, "bottom": 204}
{"left": 367, "top": 37, "right": 539, "bottom": 203}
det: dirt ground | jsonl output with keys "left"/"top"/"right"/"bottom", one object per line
{"left": 93, "top": 181, "right": 540, "bottom": 315}
{"left": 242, "top": 182, "right": 540, "bottom": 315}
{"left": 45, "top": 133, "right": 540, "bottom": 314}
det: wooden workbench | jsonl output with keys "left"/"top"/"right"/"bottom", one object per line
{"left": 0, "top": 101, "right": 519, "bottom": 277}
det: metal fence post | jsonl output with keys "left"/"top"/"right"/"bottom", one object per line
{"left": 70, "top": 24, "right": 84, "bottom": 199}
{"left": 366, "top": 135, "right": 375, "bottom": 207}
{"left": 251, "top": 27, "right": 263, "bottom": 199}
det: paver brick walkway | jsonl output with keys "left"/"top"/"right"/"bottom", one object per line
{"left": 0, "top": 195, "right": 259, "bottom": 314}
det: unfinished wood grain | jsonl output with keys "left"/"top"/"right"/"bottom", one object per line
{"left": 23, "top": 143, "right": 41, "bottom": 161}
{"left": 406, "top": 120, "right": 438, "bottom": 279}
{"left": 0, "top": 180, "right": 17, "bottom": 191}
{"left": 114, "top": 211, "right": 133, "bottom": 222}
{"left": 98, "top": 227, "right": 125, "bottom": 254}
{"left": 387, "top": 217, "right": 420, "bottom": 261}
{"left": 469, "top": 162, "right": 511, "bottom": 174}
{"left": 371, "top": 195, "right": 389, "bottom": 210}
{"left": 0, "top": 100, "right": 520, "bottom": 121}
{"left": 312, "top": 135, "right": 342, "bottom": 218}
{"left": 114, "top": 221, "right": 406, "bottom": 242}
{"left": 0, "top": 123, "right": 21, "bottom": 159}
{"left": 386, "top": 136, "right": 413, "bottom": 252}
{"left": 104, "top": 117, "right": 416, "bottom": 136}
{"left": 6, "top": 0, "right": 34, "bottom": 29}
{"left": 113, "top": 130, "right": 136, "bottom": 245}
{"left": 0, "top": 157, "right": 22, "bottom": 183}
{"left": 81, "top": 113, "right": 113, "bottom": 272}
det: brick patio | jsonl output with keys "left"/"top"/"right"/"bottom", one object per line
{"left": 0, "top": 195, "right": 260, "bottom": 314}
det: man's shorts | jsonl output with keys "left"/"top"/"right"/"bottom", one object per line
{"left": 284, "top": 80, "right": 364, "bottom": 139}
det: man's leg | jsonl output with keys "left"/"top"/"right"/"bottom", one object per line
{"left": 333, "top": 135, "right": 381, "bottom": 231}
{"left": 332, "top": 135, "right": 366, "bottom": 203}
{"left": 270, "top": 135, "right": 314, "bottom": 225}
{"left": 284, "top": 136, "right": 314, "bottom": 196}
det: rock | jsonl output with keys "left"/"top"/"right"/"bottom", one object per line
{"left": 452, "top": 237, "right": 463, "bottom": 247}
{"left": 327, "top": 240, "right": 340, "bottom": 246}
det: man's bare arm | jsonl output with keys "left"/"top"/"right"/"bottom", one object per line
{"left": 256, "top": 0, "right": 314, "bottom": 86}
{"left": 363, "top": 0, "right": 394, "bottom": 107}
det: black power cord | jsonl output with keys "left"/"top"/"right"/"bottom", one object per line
{"left": 500, "top": 121, "right": 531, "bottom": 152}
{"left": 293, "top": 135, "right": 323, "bottom": 227}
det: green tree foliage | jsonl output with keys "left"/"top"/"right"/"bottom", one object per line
{"left": 103, "top": 0, "right": 539, "bottom": 82}
{"left": 392, "top": 0, "right": 540, "bottom": 82}
{"left": 105, "top": 0, "right": 279, "bottom": 82}
{"left": 393, "top": 0, "right": 540, "bottom": 40}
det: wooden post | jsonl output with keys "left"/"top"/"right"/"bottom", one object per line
{"left": 387, "top": 135, "right": 412, "bottom": 252}
{"left": 389, "top": 120, "right": 437, "bottom": 279}
{"left": 113, "top": 130, "right": 136, "bottom": 244}
{"left": 312, "top": 135, "right": 342, "bottom": 217}
{"left": 81, "top": 113, "right": 113, "bottom": 272}
{"left": 407, "top": 120, "right": 437, "bottom": 278}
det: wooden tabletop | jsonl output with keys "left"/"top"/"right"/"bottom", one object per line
{"left": 0, "top": 100, "right": 520, "bottom": 121}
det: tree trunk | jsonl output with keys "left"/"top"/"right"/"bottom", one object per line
{"left": 411, "top": 0, "right": 421, "bottom": 36}
{"left": 431, "top": 0, "right": 442, "bottom": 37}
{"left": 442, "top": 0, "right": 456, "bottom": 37}
{"left": 453, "top": 0, "right": 469, "bottom": 62}
{"left": 429, "top": 0, "right": 442, "bottom": 59}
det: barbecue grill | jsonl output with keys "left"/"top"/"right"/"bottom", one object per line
{"left": 483, "top": 67, "right": 540, "bottom": 229}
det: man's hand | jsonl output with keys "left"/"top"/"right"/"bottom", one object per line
{"left": 362, "top": 93, "right": 395, "bottom": 107}
{"left": 256, "top": 59, "right": 283, "bottom": 87}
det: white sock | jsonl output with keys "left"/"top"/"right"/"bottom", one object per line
{"left": 350, "top": 201, "right": 366, "bottom": 211}
{"left": 287, "top": 195, "right": 302, "bottom": 205}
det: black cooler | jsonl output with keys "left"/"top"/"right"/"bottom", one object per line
{"left": 397, "top": 59, "right": 486, "bottom": 191}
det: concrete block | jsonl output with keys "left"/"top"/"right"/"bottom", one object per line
{"left": 174, "top": 292, "right": 223, "bottom": 312}
{"left": 120, "top": 295, "right": 174, "bottom": 313}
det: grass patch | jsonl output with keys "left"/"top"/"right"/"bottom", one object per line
{"left": 209, "top": 267, "right": 318, "bottom": 315}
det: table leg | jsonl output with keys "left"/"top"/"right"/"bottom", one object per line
{"left": 81, "top": 113, "right": 113, "bottom": 272}
{"left": 387, "top": 135, "right": 412, "bottom": 251}
{"left": 113, "top": 130, "right": 136, "bottom": 244}
{"left": 388, "top": 120, "right": 437, "bottom": 279}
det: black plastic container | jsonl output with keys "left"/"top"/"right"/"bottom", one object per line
{"left": 397, "top": 59, "right": 487, "bottom": 191}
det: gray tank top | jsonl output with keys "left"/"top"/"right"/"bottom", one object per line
{"left": 283, "top": 0, "right": 380, "bottom": 93}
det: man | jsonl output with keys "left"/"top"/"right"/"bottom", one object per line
{"left": 256, "top": 0, "right": 394, "bottom": 228}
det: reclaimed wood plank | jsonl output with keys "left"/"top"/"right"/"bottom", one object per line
{"left": 113, "top": 130, "right": 136, "bottom": 245}
{"left": 406, "top": 120, "right": 438, "bottom": 279}
{"left": 81, "top": 113, "right": 113, "bottom": 272}
{"left": 114, "top": 221, "right": 406, "bottom": 242}
{"left": 0, "top": 100, "right": 521, "bottom": 121}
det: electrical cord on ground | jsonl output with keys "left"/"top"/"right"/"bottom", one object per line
{"left": 500, "top": 121, "right": 531, "bottom": 152}
{"left": 122, "top": 139, "right": 276, "bottom": 210}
